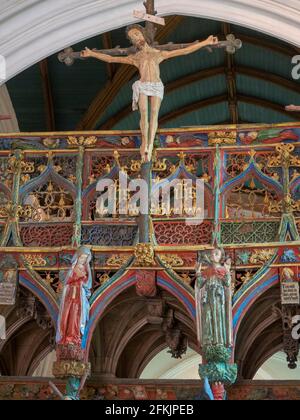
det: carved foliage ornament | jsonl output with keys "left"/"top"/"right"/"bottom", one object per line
{"left": 53, "top": 361, "right": 91, "bottom": 379}
{"left": 106, "top": 254, "right": 131, "bottom": 268}
{"left": 0, "top": 203, "right": 38, "bottom": 221}
{"left": 208, "top": 131, "right": 236, "bottom": 146}
{"left": 24, "top": 254, "right": 47, "bottom": 268}
{"left": 160, "top": 254, "right": 184, "bottom": 268}
{"left": 134, "top": 243, "right": 155, "bottom": 267}
{"left": 67, "top": 136, "right": 97, "bottom": 147}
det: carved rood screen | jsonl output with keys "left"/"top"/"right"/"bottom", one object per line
{"left": 1, "top": 125, "right": 300, "bottom": 287}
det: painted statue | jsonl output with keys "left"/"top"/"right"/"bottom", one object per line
{"left": 195, "top": 248, "right": 233, "bottom": 349}
{"left": 56, "top": 247, "right": 92, "bottom": 346}
{"left": 81, "top": 26, "right": 218, "bottom": 162}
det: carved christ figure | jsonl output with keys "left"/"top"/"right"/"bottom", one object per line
{"left": 81, "top": 25, "right": 218, "bottom": 162}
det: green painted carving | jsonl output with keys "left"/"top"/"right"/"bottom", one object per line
{"left": 199, "top": 362, "right": 238, "bottom": 385}
{"left": 65, "top": 377, "right": 81, "bottom": 400}
{"left": 213, "top": 146, "right": 221, "bottom": 245}
{"left": 203, "top": 344, "right": 232, "bottom": 363}
{"left": 221, "top": 221, "right": 280, "bottom": 244}
{"left": 279, "top": 213, "right": 300, "bottom": 242}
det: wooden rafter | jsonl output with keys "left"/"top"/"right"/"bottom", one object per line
{"left": 101, "top": 33, "right": 116, "bottom": 81}
{"left": 100, "top": 67, "right": 224, "bottom": 129}
{"left": 76, "top": 20, "right": 300, "bottom": 131}
{"left": 100, "top": 66, "right": 300, "bottom": 129}
{"left": 39, "top": 59, "right": 55, "bottom": 131}
{"left": 159, "top": 95, "right": 228, "bottom": 124}
{"left": 158, "top": 94, "right": 300, "bottom": 125}
{"left": 235, "top": 33, "right": 300, "bottom": 57}
{"left": 238, "top": 95, "right": 300, "bottom": 119}
{"left": 76, "top": 15, "right": 184, "bottom": 130}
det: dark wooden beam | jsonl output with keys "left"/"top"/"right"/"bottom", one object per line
{"left": 101, "top": 66, "right": 300, "bottom": 129}
{"left": 39, "top": 59, "right": 55, "bottom": 131}
{"left": 81, "top": 23, "right": 300, "bottom": 131}
{"left": 238, "top": 66, "right": 300, "bottom": 93}
{"left": 237, "top": 95, "right": 300, "bottom": 119}
{"left": 101, "top": 33, "right": 116, "bottom": 81}
{"left": 158, "top": 94, "right": 300, "bottom": 125}
{"left": 159, "top": 94, "right": 228, "bottom": 125}
{"left": 100, "top": 67, "right": 224, "bottom": 129}
{"left": 235, "top": 33, "right": 300, "bottom": 57}
{"left": 76, "top": 15, "right": 184, "bottom": 130}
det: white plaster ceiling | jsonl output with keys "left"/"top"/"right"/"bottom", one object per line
{"left": 0, "top": 0, "right": 300, "bottom": 83}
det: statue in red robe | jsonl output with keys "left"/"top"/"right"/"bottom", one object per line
{"left": 56, "top": 247, "right": 92, "bottom": 347}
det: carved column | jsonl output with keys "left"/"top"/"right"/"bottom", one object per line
{"left": 280, "top": 267, "right": 300, "bottom": 369}
{"left": 72, "top": 145, "right": 84, "bottom": 247}
{"left": 138, "top": 162, "right": 152, "bottom": 244}
{"left": 213, "top": 146, "right": 221, "bottom": 245}
{"left": 0, "top": 150, "right": 22, "bottom": 246}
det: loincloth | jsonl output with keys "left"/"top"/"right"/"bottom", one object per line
{"left": 132, "top": 80, "right": 164, "bottom": 111}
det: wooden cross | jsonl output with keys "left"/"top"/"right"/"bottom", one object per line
{"left": 58, "top": 0, "right": 242, "bottom": 66}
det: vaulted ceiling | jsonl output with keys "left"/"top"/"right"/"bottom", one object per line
{"left": 6, "top": 15, "right": 300, "bottom": 132}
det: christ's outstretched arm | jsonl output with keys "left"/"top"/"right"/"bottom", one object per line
{"left": 286, "top": 105, "right": 300, "bottom": 112}
{"left": 81, "top": 47, "right": 134, "bottom": 65}
{"left": 160, "top": 36, "right": 218, "bottom": 60}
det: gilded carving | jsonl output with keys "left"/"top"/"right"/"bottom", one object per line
{"left": 249, "top": 249, "right": 274, "bottom": 265}
{"left": 160, "top": 254, "right": 184, "bottom": 268}
{"left": 208, "top": 131, "right": 236, "bottom": 146}
{"left": 134, "top": 243, "right": 155, "bottom": 267}
{"left": 106, "top": 254, "right": 131, "bottom": 268}
{"left": 53, "top": 361, "right": 91, "bottom": 379}
{"left": 24, "top": 254, "right": 47, "bottom": 267}
{"left": 67, "top": 136, "right": 97, "bottom": 147}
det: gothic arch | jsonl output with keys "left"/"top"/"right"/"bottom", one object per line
{"left": 84, "top": 268, "right": 196, "bottom": 356}
{"left": 0, "top": 286, "right": 55, "bottom": 376}
{"left": 234, "top": 284, "right": 284, "bottom": 379}
{"left": 87, "top": 269, "right": 197, "bottom": 377}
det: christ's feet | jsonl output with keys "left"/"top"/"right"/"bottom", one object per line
{"left": 140, "top": 145, "right": 150, "bottom": 163}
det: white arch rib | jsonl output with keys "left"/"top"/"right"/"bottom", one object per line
{"left": 0, "top": 0, "right": 300, "bottom": 82}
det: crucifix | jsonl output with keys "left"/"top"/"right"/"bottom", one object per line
{"left": 59, "top": 0, "right": 242, "bottom": 162}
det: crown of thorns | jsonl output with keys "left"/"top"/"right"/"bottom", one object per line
{"left": 126, "top": 24, "right": 150, "bottom": 43}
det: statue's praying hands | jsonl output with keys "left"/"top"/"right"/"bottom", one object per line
{"left": 81, "top": 26, "right": 218, "bottom": 162}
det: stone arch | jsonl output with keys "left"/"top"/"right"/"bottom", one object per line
{"left": 2, "top": 1, "right": 300, "bottom": 82}
{"left": 234, "top": 283, "right": 285, "bottom": 379}
{"left": 0, "top": 286, "right": 55, "bottom": 376}
{"left": 88, "top": 273, "right": 197, "bottom": 378}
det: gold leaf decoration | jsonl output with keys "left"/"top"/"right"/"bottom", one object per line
{"left": 24, "top": 254, "right": 47, "bottom": 267}
{"left": 67, "top": 136, "right": 97, "bottom": 147}
{"left": 134, "top": 243, "right": 155, "bottom": 267}
{"left": 106, "top": 255, "right": 131, "bottom": 268}
{"left": 208, "top": 131, "right": 236, "bottom": 145}
{"left": 160, "top": 254, "right": 184, "bottom": 268}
